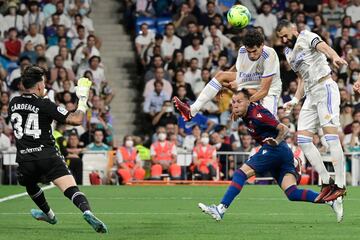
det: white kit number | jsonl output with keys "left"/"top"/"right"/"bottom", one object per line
{"left": 11, "top": 113, "right": 41, "bottom": 139}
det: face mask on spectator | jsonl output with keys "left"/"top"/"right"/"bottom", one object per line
{"left": 125, "top": 140, "right": 133, "bottom": 148}
{"left": 165, "top": 107, "right": 173, "bottom": 113}
{"left": 201, "top": 137, "right": 209, "bottom": 145}
{"left": 215, "top": 143, "right": 221, "bottom": 149}
{"left": 158, "top": 133, "right": 166, "bottom": 141}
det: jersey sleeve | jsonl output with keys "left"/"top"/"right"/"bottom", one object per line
{"left": 303, "top": 30, "right": 323, "bottom": 49}
{"left": 262, "top": 48, "right": 278, "bottom": 78}
{"left": 44, "top": 99, "right": 70, "bottom": 123}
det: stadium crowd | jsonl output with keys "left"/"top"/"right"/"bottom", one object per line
{"left": 0, "top": 0, "right": 359, "bottom": 185}
{"left": 126, "top": 0, "right": 359, "bottom": 183}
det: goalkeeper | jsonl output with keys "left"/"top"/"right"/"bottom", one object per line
{"left": 8, "top": 66, "right": 108, "bottom": 233}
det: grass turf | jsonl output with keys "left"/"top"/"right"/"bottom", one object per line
{"left": 0, "top": 185, "right": 359, "bottom": 240}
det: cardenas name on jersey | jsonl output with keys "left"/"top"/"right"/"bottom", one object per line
{"left": 236, "top": 46, "right": 282, "bottom": 96}
{"left": 285, "top": 30, "right": 331, "bottom": 93}
{"left": 11, "top": 103, "right": 39, "bottom": 114}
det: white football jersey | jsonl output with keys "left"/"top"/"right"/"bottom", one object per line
{"left": 235, "top": 45, "right": 282, "bottom": 96}
{"left": 284, "top": 30, "right": 331, "bottom": 93}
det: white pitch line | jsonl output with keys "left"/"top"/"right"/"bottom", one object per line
{"left": 0, "top": 185, "right": 55, "bottom": 203}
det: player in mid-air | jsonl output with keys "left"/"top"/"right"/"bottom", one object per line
{"left": 173, "top": 29, "right": 282, "bottom": 119}
{"left": 8, "top": 66, "right": 108, "bottom": 233}
{"left": 276, "top": 20, "right": 348, "bottom": 202}
{"left": 198, "top": 90, "right": 343, "bottom": 223}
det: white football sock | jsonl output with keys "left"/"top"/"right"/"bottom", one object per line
{"left": 190, "top": 78, "right": 222, "bottom": 117}
{"left": 297, "top": 135, "right": 330, "bottom": 184}
{"left": 325, "top": 134, "right": 345, "bottom": 188}
{"left": 47, "top": 209, "right": 55, "bottom": 219}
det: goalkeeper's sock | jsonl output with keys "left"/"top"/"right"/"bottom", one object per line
{"left": 26, "top": 184, "right": 54, "bottom": 219}
{"left": 220, "top": 169, "right": 247, "bottom": 208}
{"left": 64, "top": 186, "right": 91, "bottom": 213}
{"left": 190, "top": 77, "right": 221, "bottom": 116}
{"left": 284, "top": 185, "right": 321, "bottom": 203}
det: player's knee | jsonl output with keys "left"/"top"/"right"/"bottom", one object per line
{"left": 296, "top": 135, "right": 313, "bottom": 149}
{"left": 16, "top": 171, "right": 27, "bottom": 186}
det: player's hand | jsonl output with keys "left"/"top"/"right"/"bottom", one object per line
{"left": 75, "top": 77, "right": 92, "bottom": 101}
{"left": 222, "top": 81, "right": 237, "bottom": 92}
{"left": 263, "top": 137, "right": 278, "bottom": 146}
{"left": 332, "top": 56, "right": 348, "bottom": 69}
{"left": 283, "top": 97, "right": 299, "bottom": 115}
{"left": 353, "top": 79, "right": 360, "bottom": 94}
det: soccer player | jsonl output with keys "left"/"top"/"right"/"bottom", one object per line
{"left": 198, "top": 90, "right": 343, "bottom": 223}
{"left": 276, "top": 20, "right": 348, "bottom": 202}
{"left": 8, "top": 66, "right": 108, "bottom": 233}
{"left": 173, "top": 29, "right": 282, "bottom": 120}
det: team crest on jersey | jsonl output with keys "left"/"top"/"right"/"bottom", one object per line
{"left": 57, "top": 106, "right": 68, "bottom": 115}
{"left": 262, "top": 150, "right": 267, "bottom": 155}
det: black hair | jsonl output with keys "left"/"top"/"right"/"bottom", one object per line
{"left": 276, "top": 19, "right": 292, "bottom": 32}
{"left": 243, "top": 29, "right": 264, "bottom": 48}
{"left": 236, "top": 89, "right": 250, "bottom": 99}
{"left": 21, "top": 65, "right": 45, "bottom": 89}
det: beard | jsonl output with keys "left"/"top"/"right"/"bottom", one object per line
{"left": 287, "top": 35, "right": 297, "bottom": 48}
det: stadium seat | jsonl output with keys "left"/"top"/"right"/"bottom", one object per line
{"left": 156, "top": 17, "right": 172, "bottom": 35}
{"left": 218, "top": 0, "right": 236, "bottom": 8}
{"left": 82, "top": 151, "right": 110, "bottom": 185}
{"left": 306, "top": 18, "right": 314, "bottom": 29}
{"left": 135, "top": 16, "right": 156, "bottom": 34}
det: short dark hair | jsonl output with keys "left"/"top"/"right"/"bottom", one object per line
{"left": 243, "top": 29, "right": 264, "bottom": 48}
{"left": 235, "top": 89, "right": 250, "bottom": 99}
{"left": 276, "top": 19, "right": 292, "bottom": 32}
{"left": 22, "top": 65, "right": 46, "bottom": 89}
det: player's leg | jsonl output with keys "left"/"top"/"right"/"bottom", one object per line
{"left": 198, "top": 164, "right": 254, "bottom": 220}
{"left": 173, "top": 71, "right": 236, "bottom": 120}
{"left": 53, "top": 175, "right": 108, "bottom": 233}
{"left": 281, "top": 173, "right": 320, "bottom": 203}
{"left": 296, "top": 99, "right": 333, "bottom": 198}
{"left": 260, "top": 95, "right": 279, "bottom": 117}
{"left": 318, "top": 81, "right": 346, "bottom": 200}
{"left": 17, "top": 162, "right": 57, "bottom": 224}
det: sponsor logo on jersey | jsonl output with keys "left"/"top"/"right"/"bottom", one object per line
{"left": 20, "top": 145, "right": 44, "bottom": 154}
{"left": 57, "top": 106, "right": 68, "bottom": 115}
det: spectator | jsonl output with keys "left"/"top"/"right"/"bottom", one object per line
{"left": 135, "top": 23, "right": 155, "bottom": 60}
{"left": 312, "top": 14, "right": 327, "bottom": 33}
{"left": 50, "top": 55, "right": 76, "bottom": 83}
{"left": 44, "top": 13, "right": 61, "bottom": 40}
{"left": 161, "top": 23, "right": 182, "bottom": 62}
{"left": 116, "top": 135, "right": 146, "bottom": 184}
{"left": 4, "top": 2, "right": 24, "bottom": 34}
{"left": 340, "top": 102, "right": 354, "bottom": 128}
{"left": 193, "top": 132, "right": 218, "bottom": 180}
{"left": 167, "top": 49, "right": 187, "bottom": 77}
{"left": 192, "top": 68, "right": 210, "bottom": 97}
{"left": 8, "top": 56, "right": 31, "bottom": 86}
{"left": 178, "top": 111, "right": 215, "bottom": 136}
{"left": 335, "top": 16, "right": 357, "bottom": 38}
{"left": 59, "top": 46, "right": 73, "bottom": 69}
{"left": 333, "top": 27, "right": 357, "bottom": 55}
{"left": 66, "top": 132, "right": 84, "bottom": 184}
{"left": 254, "top": 1, "right": 278, "bottom": 39}
{"left": 20, "top": 41, "right": 37, "bottom": 64}
{"left": 46, "top": 36, "right": 68, "bottom": 66}
{"left": 71, "top": 25, "right": 87, "bottom": 50}
{"left": 184, "top": 58, "right": 201, "bottom": 88}
{"left": 23, "top": 1, "right": 45, "bottom": 32}
{"left": 343, "top": 120, "right": 360, "bottom": 152}
{"left": 234, "top": 133, "right": 254, "bottom": 169}
{"left": 150, "top": 126, "right": 181, "bottom": 179}
{"left": 74, "top": 34, "right": 100, "bottom": 69}
{"left": 345, "top": 0, "right": 360, "bottom": 23}
{"left": 4, "top": 28, "right": 22, "bottom": 62}
{"left": 181, "top": 21, "right": 202, "bottom": 49}
{"left": 24, "top": 24, "right": 46, "bottom": 46}
{"left": 282, "top": 80, "right": 298, "bottom": 103}
{"left": 199, "top": 1, "right": 217, "bottom": 30}
{"left": 152, "top": 100, "right": 178, "bottom": 128}
{"left": 143, "top": 67, "right": 173, "bottom": 98}
{"left": 144, "top": 55, "right": 171, "bottom": 82}
{"left": 322, "top": 0, "right": 344, "bottom": 27}
{"left": 182, "top": 124, "right": 201, "bottom": 151}
{"left": 143, "top": 80, "right": 170, "bottom": 118}
{"left": 46, "top": 0, "right": 71, "bottom": 29}
{"left": 173, "top": 2, "right": 198, "bottom": 37}
{"left": 47, "top": 24, "right": 71, "bottom": 48}
{"left": 52, "top": 67, "right": 75, "bottom": 93}
{"left": 86, "top": 129, "right": 110, "bottom": 151}
{"left": 184, "top": 35, "right": 209, "bottom": 67}
{"left": 172, "top": 69, "right": 196, "bottom": 101}
{"left": 143, "top": 34, "right": 164, "bottom": 67}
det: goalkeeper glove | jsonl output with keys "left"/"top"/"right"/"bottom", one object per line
{"left": 75, "top": 77, "right": 92, "bottom": 113}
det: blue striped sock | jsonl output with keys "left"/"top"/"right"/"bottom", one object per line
{"left": 220, "top": 169, "right": 247, "bottom": 207}
{"left": 285, "top": 185, "right": 321, "bottom": 203}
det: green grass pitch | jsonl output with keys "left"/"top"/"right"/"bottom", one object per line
{"left": 0, "top": 185, "right": 359, "bottom": 240}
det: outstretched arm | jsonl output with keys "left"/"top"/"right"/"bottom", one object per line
{"left": 316, "top": 42, "right": 348, "bottom": 68}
